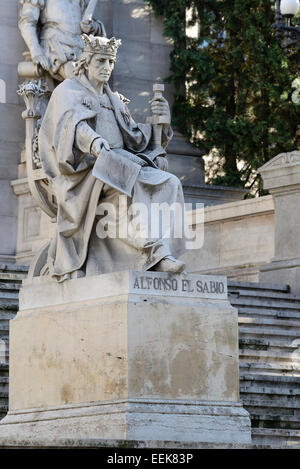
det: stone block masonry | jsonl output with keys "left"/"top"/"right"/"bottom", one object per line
{"left": 0, "top": 271, "right": 251, "bottom": 444}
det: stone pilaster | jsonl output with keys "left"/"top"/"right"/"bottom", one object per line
{"left": 259, "top": 150, "right": 300, "bottom": 294}
{"left": 0, "top": 0, "right": 25, "bottom": 261}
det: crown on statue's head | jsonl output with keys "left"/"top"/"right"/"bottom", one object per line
{"left": 82, "top": 34, "right": 122, "bottom": 59}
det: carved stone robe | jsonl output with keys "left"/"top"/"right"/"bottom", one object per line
{"left": 39, "top": 74, "right": 186, "bottom": 281}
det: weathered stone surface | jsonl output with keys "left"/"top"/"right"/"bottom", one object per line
{"left": 0, "top": 436, "right": 283, "bottom": 450}
{"left": 13, "top": 274, "right": 237, "bottom": 408}
{"left": 20, "top": 272, "right": 228, "bottom": 309}
{"left": 0, "top": 400, "right": 251, "bottom": 444}
{"left": 228, "top": 281, "right": 300, "bottom": 446}
{"left": 182, "top": 195, "right": 275, "bottom": 282}
{"left": 0, "top": 264, "right": 25, "bottom": 421}
{"left": 0, "top": 271, "right": 251, "bottom": 443}
{"left": 259, "top": 151, "right": 300, "bottom": 294}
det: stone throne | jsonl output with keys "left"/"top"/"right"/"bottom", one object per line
{"left": 16, "top": 61, "right": 57, "bottom": 277}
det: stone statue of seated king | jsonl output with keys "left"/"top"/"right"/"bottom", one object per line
{"left": 38, "top": 34, "right": 187, "bottom": 282}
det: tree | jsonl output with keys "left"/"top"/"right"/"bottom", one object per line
{"left": 146, "top": 0, "right": 300, "bottom": 194}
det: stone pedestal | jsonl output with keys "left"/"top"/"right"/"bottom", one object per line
{"left": 259, "top": 151, "right": 300, "bottom": 294}
{"left": 0, "top": 271, "right": 251, "bottom": 444}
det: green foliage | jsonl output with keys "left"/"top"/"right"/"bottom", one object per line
{"left": 145, "top": 0, "right": 300, "bottom": 194}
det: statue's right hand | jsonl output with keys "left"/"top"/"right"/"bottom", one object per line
{"left": 91, "top": 137, "right": 110, "bottom": 157}
{"left": 155, "top": 156, "right": 168, "bottom": 171}
{"left": 32, "top": 54, "right": 50, "bottom": 71}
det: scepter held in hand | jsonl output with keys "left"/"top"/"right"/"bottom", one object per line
{"left": 147, "top": 84, "right": 170, "bottom": 149}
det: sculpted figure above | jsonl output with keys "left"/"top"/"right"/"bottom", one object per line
{"left": 38, "top": 35, "right": 186, "bottom": 282}
{"left": 19, "top": 0, "right": 106, "bottom": 81}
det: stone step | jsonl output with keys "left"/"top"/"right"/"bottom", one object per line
{"left": 230, "top": 289, "right": 300, "bottom": 302}
{"left": 0, "top": 292, "right": 19, "bottom": 301}
{"left": 249, "top": 414, "right": 300, "bottom": 430}
{"left": 243, "top": 403, "right": 300, "bottom": 423}
{"left": 243, "top": 397, "right": 300, "bottom": 410}
{"left": 240, "top": 326, "right": 300, "bottom": 339}
{"left": 240, "top": 373, "right": 300, "bottom": 396}
{"left": 0, "top": 283, "right": 20, "bottom": 292}
{"left": 0, "top": 302, "right": 18, "bottom": 311}
{"left": 239, "top": 337, "right": 300, "bottom": 353}
{"left": 0, "top": 264, "right": 28, "bottom": 273}
{"left": 251, "top": 428, "right": 300, "bottom": 447}
{"left": 0, "top": 363, "right": 8, "bottom": 373}
{"left": 0, "top": 325, "right": 9, "bottom": 335}
{"left": 237, "top": 306, "right": 300, "bottom": 320}
{"left": 239, "top": 316, "right": 300, "bottom": 329}
{"left": 0, "top": 340, "right": 8, "bottom": 361}
{"left": 228, "top": 281, "right": 290, "bottom": 293}
{"left": 0, "top": 311, "right": 15, "bottom": 321}
{"left": 231, "top": 297, "right": 300, "bottom": 311}
{"left": 239, "top": 326, "right": 300, "bottom": 341}
{"left": 0, "top": 273, "right": 25, "bottom": 282}
{"left": 231, "top": 282, "right": 300, "bottom": 444}
{"left": 240, "top": 351, "right": 300, "bottom": 369}
{"left": 240, "top": 373, "right": 300, "bottom": 386}
{"left": 240, "top": 361, "right": 300, "bottom": 376}
{"left": 240, "top": 385, "right": 300, "bottom": 397}
{"left": 0, "top": 404, "right": 8, "bottom": 420}
{"left": 0, "top": 392, "right": 8, "bottom": 405}
{"left": 0, "top": 377, "right": 8, "bottom": 393}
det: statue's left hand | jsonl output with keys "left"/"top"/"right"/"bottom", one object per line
{"left": 150, "top": 96, "right": 171, "bottom": 124}
{"left": 32, "top": 53, "right": 50, "bottom": 71}
{"left": 80, "top": 19, "right": 95, "bottom": 34}
{"left": 91, "top": 137, "right": 110, "bottom": 158}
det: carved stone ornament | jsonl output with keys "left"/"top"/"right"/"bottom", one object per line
{"left": 17, "top": 79, "right": 50, "bottom": 120}
{"left": 259, "top": 150, "right": 300, "bottom": 173}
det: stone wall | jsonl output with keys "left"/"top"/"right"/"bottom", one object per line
{"left": 182, "top": 195, "right": 275, "bottom": 282}
{"left": 0, "top": 0, "right": 25, "bottom": 261}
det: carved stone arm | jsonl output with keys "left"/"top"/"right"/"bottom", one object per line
{"left": 80, "top": 19, "right": 107, "bottom": 37}
{"left": 89, "top": 20, "right": 107, "bottom": 37}
{"left": 75, "top": 121, "right": 100, "bottom": 155}
{"left": 19, "top": 0, "right": 43, "bottom": 60}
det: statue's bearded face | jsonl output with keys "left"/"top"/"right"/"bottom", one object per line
{"left": 88, "top": 53, "right": 115, "bottom": 85}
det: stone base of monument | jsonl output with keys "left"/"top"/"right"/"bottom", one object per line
{"left": 0, "top": 271, "right": 251, "bottom": 444}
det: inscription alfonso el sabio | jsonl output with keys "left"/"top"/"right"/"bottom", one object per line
{"left": 133, "top": 275, "right": 226, "bottom": 297}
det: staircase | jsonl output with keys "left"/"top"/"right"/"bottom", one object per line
{"left": 228, "top": 281, "right": 300, "bottom": 448}
{"left": 0, "top": 264, "right": 28, "bottom": 420}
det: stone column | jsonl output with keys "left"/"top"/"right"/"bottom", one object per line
{"left": 0, "top": 0, "right": 25, "bottom": 262}
{"left": 259, "top": 151, "right": 300, "bottom": 294}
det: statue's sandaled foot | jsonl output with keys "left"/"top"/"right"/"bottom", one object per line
{"left": 151, "top": 256, "right": 186, "bottom": 274}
